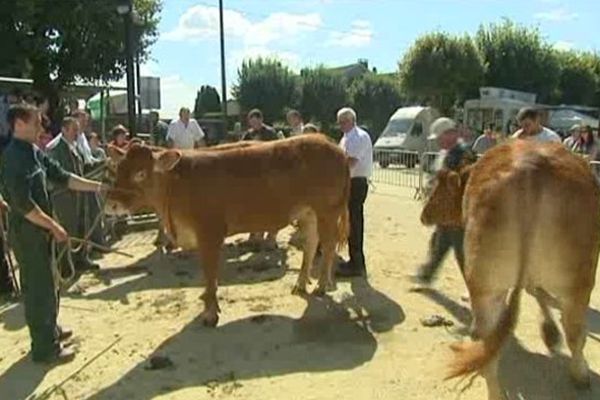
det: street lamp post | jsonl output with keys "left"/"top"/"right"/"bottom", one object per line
{"left": 117, "top": 0, "right": 137, "bottom": 136}
{"left": 219, "top": 0, "right": 228, "bottom": 139}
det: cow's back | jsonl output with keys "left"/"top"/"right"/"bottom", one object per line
{"left": 165, "top": 135, "right": 349, "bottom": 235}
{"left": 463, "top": 141, "right": 600, "bottom": 294}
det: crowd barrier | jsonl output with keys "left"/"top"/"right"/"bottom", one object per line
{"left": 372, "top": 149, "right": 600, "bottom": 199}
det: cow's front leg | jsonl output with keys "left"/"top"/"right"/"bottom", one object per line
{"left": 198, "top": 233, "right": 224, "bottom": 327}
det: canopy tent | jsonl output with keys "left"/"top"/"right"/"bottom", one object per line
{"left": 87, "top": 90, "right": 128, "bottom": 120}
{"left": 548, "top": 109, "right": 599, "bottom": 131}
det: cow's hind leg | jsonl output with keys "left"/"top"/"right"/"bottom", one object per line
{"left": 469, "top": 289, "right": 509, "bottom": 400}
{"left": 292, "top": 211, "right": 318, "bottom": 295}
{"left": 560, "top": 296, "right": 591, "bottom": 388}
{"left": 531, "top": 287, "right": 561, "bottom": 353}
{"left": 314, "top": 216, "right": 337, "bottom": 296}
{"left": 198, "top": 234, "right": 224, "bottom": 327}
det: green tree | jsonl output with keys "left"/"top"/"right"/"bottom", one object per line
{"left": 399, "top": 32, "right": 484, "bottom": 115}
{"left": 350, "top": 73, "right": 405, "bottom": 136}
{"left": 476, "top": 20, "right": 560, "bottom": 102}
{"left": 554, "top": 51, "right": 599, "bottom": 106}
{"left": 0, "top": 0, "right": 161, "bottom": 119}
{"left": 193, "top": 85, "right": 221, "bottom": 119}
{"left": 299, "top": 66, "right": 348, "bottom": 133}
{"left": 232, "top": 57, "right": 298, "bottom": 123}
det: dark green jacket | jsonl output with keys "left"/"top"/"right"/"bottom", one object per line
{"left": 46, "top": 137, "right": 84, "bottom": 233}
{"left": 0, "top": 138, "right": 70, "bottom": 235}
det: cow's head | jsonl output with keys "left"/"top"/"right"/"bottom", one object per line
{"left": 420, "top": 166, "right": 472, "bottom": 227}
{"left": 105, "top": 143, "right": 182, "bottom": 215}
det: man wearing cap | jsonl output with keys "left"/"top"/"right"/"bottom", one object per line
{"left": 414, "top": 117, "right": 477, "bottom": 284}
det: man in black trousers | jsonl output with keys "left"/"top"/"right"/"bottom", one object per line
{"left": 335, "top": 107, "right": 373, "bottom": 278}
{"left": 0, "top": 197, "right": 16, "bottom": 297}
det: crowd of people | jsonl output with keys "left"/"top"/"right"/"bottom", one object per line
{"left": 469, "top": 110, "right": 597, "bottom": 161}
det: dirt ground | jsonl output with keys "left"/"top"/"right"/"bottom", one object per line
{"left": 2, "top": 184, "right": 600, "bottom": 400}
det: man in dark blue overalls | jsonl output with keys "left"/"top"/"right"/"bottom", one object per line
{"left": 0, "top": 103, "right": 106, "bottom": 363}
{"left": 414, "top": 117, "right": 477, "bottom": 284}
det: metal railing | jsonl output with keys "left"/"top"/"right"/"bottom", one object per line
{"left": 373, "top": 149, "right": 600, "bottom": 199}
{"left": 371, "top": 149, "right": 439, "bottom": 198}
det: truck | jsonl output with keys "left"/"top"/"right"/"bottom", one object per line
{"left": 373, "top": 106, "right": 440, "bottom": 168}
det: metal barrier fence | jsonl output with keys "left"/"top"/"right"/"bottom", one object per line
{"left": 371, "top": 149, "right": 421, "bottom": 191}
{"left": 371, "top": 149, "right": 439, "bottom": 199}
{"left": 373, "top": 150, "right": 600, "bottom": 198}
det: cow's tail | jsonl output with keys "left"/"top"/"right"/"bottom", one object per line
{"left": 336, "top": 167, "right": 351, "bottom": 252}
{"left": 446, "top": 162, "right": 541, "bottom": 380}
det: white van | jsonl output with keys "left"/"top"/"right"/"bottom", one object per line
{"left": 373, "top": 106, "right": 440, "bottom": 168}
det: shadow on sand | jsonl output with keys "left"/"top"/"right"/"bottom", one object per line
{"left": 416, "top": 287, "right": 600, "bottom": 399}
{"left": 77, "top": 278, "right": 404, "bottom": 399}
{"left": 69, "top": 242, "right": 290, "bottom": 303}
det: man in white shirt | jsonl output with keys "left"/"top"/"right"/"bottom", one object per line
{"left": 167, "top": 107, "right": 206, "bottom": 149}
{"left": 336, "top": 107, "right": 373, "bottom": 278}
{"left": 512, "top": 107, "right": 561, "bottom": 143}
{"left": 286, "top": 109, "right": 304, "bottom": 136}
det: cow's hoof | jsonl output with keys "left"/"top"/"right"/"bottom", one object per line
{"left": 572, "top": 375, "right": 591, "bottom": 390}
{"left": 200, "top": 312, "right": 219, "bottom": 328}
{"left": 570, "top": 368, "right": 591, "bottom": 390}
{"left": 569, "top": 359, "right": 591, "bottom": 390}
{"left": 541, "top": 320, "right": 561, "bottom": 353}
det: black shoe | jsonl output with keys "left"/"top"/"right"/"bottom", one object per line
{"left": 57, "top": 325, "right": 73, "bottom": 342}
{"left": 33, "top": 345, "right": 76, "bottom": 365}
{"left": 77, "top": 259, "right": 100, "bottom": 272}
{"left": 335, "top": 262, "right": 365, "bottom": 278}
{"left": 411, "top": 265, "right": 435, "bottom": 285}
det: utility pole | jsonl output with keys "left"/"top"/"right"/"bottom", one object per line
{"left": 118, "top": 0, "right": 136, "bottom": 135}
{"left": 135, "top": 54, "right": 142, "bottom": 131}
{"left": 219, "top": 0, "right": 228, "bottom": 140}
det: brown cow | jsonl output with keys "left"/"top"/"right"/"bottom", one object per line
{"left": 422, "top": 140, "right": 600, "bottom": 399}
{"left": 105, "top": 135, "right": 350, "bottom": 326}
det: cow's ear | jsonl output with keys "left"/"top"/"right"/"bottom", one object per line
{"left": 106, "top": 144, "right": 126, "bottom": 163}
{"left": 154, "top": 150, "right": 182, "bottom": 172}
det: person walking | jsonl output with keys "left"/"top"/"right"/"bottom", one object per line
{"left": 413, "top": 117, "right": 477, "bottom": 285}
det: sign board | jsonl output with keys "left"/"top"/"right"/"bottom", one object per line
{"left": 140, "top": 76, "right": 161, "bottom": 110}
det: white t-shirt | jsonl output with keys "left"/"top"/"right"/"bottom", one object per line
{"left": 167, "top": 119, "right": 205, "bottom": 149}
{"left": 290, "top": 124, "right": 304, "bottom": 136}
{"left": 339, "top": 126, "right": 373, "bottom": 178}
{"left": 512, "top": 127, "right": 561, "bottom": 143}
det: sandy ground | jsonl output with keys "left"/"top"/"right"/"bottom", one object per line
{"left": 1, "top": 184, "right": 600, "bottom": 400}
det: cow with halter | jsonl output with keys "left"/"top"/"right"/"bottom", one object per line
{"left": 105, "top": 135, "right": 350, "bottom": 326}
{"left": 422, "top": 140, "right": 600, "bottom": 399}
